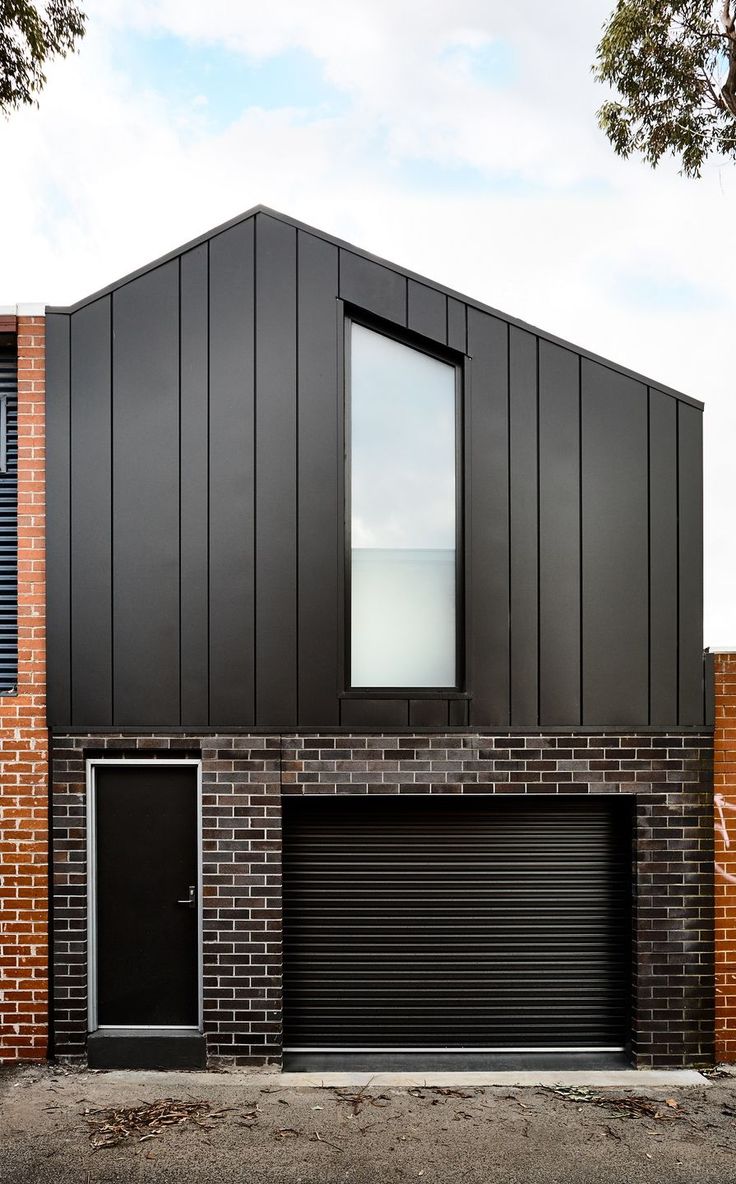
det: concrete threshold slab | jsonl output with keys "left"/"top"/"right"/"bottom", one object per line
{"left": 276, "top": 1069, "right": 709, "bottom": 1089}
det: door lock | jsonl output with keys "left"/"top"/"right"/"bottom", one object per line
{"left": 176, "top": 884, "right": 196, "bottom": 908}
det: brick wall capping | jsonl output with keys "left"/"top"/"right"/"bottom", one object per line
{"left": 54, "top": 724, "right": 714, "bottom": 736}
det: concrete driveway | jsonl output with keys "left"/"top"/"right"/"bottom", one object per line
{"left": 2, "top": 1063, "right": 736, "bottom": 1183}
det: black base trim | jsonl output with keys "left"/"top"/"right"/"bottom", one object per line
{"left": 284, "top": 1051, "right": 632, "bottom": 1072}
{"left": 87, "top": 1032, "right": 206, "bottom": 1070}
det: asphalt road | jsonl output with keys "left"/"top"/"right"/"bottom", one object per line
{"left": 2, "top": 1063, "right": 736, "bottom": 1183}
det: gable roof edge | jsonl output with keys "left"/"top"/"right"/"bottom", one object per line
{"left": 45, "top": 203, "right": 704, "bottom": 411}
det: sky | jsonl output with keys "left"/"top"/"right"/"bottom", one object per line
{"left": 1, "top": 0, "right": 734, "bottom": 644}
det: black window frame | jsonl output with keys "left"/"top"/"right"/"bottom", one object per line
{"left": 342, "top": 307, "right": 466, "bottom": 698}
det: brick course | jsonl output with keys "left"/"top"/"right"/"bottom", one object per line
{"left": 714, "top": 652, "right": 736, "bottom": 1062}
{"left": 52, "top": 729, "right": 713, "bottom": 1068}
{"left": 0, "top": 317, "right": 48, "bottom": 1063}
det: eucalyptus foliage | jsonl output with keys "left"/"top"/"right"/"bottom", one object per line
{"left": 595, "top": 1, "right": 736, "bottom": 176}
{"left": 0, "top": 0, "right": 85, "bottom": 114}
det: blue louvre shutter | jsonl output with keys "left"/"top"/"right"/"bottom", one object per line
{"left": 0, "top": 348, "right": 17, "bottom": 693}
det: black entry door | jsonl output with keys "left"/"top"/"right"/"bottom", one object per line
{"left": 94, "top": 765, "right": 198, "bottom": 1027}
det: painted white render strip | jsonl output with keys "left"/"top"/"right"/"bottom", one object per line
{"left": 275, "top": 1069, "right": 710, "bottom": 1088}
{"left": 91, "top": 1067, "right": 711, "bottom": 1089}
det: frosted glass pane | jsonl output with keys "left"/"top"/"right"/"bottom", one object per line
{"left": 351, "top": 550, "right": 456, "bottom": 687}
{"left": 350, "top": 324, "right": 456, "bottom": 688}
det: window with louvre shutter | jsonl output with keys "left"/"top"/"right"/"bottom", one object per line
{"left": 0, "top": 346, "right": 18, "bottom": 694}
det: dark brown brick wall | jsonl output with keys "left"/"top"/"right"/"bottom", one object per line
{"left": 51, "top": 730, "right": 714, "bottom": 1068}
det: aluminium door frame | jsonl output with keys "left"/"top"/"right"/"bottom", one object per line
{"left": 86, "top": 758, "right": 204, "bottom": 1034}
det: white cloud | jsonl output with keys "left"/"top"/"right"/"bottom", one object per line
{"left": 0, "top": 0, "right": 734, "bottom": 642}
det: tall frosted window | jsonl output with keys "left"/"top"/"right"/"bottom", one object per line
{"left": 349, "top": 322, "right": 457, "bottom": 688}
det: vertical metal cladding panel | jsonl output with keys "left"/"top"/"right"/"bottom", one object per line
{"left": 538, "top": 342, "right": 581, "bottom": 725}
{"left": 581, "top": 361, "right": 648, "bottom": 726}
{"left": 446, "top": 299, "right": 466, "bottom": 353}
{"left": 340, "top": 698, "right": 409, "bottom": 728}
{"left": 179, "top": 245, "right": 210, "bottom": 726}
{"left": 297, "top": 231, "right": 340, "bottom": 727}
{"left": 0, "top": 348, "right": 17, "bottom": 692}
{"left": 509, "top": 327, "right": 538, "bottom": 726}
{"left": 45, "top": 314, "right": 71, "bottom": 723}
{"left": 648, "top": 389, "right": 678, "bottom": 726}
{"left": 339, "top": 251, "right": 407, "bottom": 324}
{"left": 408, "top": 698, "right": 449, "bottom": 727}
{"left": 208, "top": 220, "right": 256, "bottom": 726}
{"left": 112, "top": 263, "right": 181, "bottom": 725}
{"left": 678, "top": 401, "right": 704, "bottom": 724}
{"left": 466, "top": 310, "right": 509, "bottom": 725}
{"left": 283, "top": 796, "right": 632, "bottom": 1049}
{"left": 255, "top": 214, "right": 298, "bottom": 726}
{"left": 407, "top": 280, "right": 447, "bottom": 344}
{"left": 70, "top": 298, "right": 113, "bottom": 724}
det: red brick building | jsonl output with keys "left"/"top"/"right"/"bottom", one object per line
{"left": 0, "top": 309, "right": 48, "bottom": 1063}
{"left": 714, "top": 651, "right": 736, "bottom": 1062}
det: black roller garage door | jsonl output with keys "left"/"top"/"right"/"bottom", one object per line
{"left": 283, "top": 796, "right": 631, "bottom": 1051}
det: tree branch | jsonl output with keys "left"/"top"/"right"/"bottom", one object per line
{"left": 720, "top": 0, "right": 736, "bottom": 118}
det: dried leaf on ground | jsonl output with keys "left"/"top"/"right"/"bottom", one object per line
{"left": 310, "top": 1131, "right": 343, "bottom": 1151}
{"left": 239, "top": 1109, "right": 259, "bottom": 1127}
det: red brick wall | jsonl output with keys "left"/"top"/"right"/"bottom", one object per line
{"left": 715, "top": 652, "right": 736, "bottom": 1062}
{"left": 0, "top": 316, "right": 48, "bottom": 1061}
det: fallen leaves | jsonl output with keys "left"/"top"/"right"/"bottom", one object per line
{"left": 334, "top": 1085, "right": 391, "bottom": 1117}
{"left": 408, "top": 1086, "right": 477, "bottom": 1104}
{"left": 541, "top": 1086, "right": 685, "bottom": 1122}
{"left": 84, "top": 1098, "right": 234, "bottom": 1150}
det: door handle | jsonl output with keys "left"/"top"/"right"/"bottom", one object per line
{"left": 177, "top": 884, "right": 196, "bottom": 908}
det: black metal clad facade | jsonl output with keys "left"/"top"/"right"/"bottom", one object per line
{"left": 283, "top": 797, "right": 632, "bottom": 1049}
{"left": 45, "top": 208, "right": 706, "bottom": 730}
{"left": 0, "top": 347, "right": 17, "bottom": 694}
